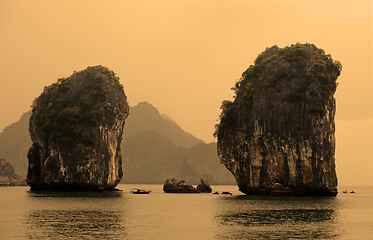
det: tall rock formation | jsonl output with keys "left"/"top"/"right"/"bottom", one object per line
{"left": 216, "top": 43, "right": 342, "bottom": 196}
{"left": 27, "top": 66, "right": 129, "bottom": 191}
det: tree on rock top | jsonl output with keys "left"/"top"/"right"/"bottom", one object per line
{"left": 32, "top": 66, "right": 126, "bottom": 147}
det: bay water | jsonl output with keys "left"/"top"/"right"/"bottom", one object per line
{"left": 0, "top": 184, "right": 372, "bottom": 239}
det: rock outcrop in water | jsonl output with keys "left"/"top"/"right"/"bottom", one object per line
{"left": 0, "top": 158, "right": 27, "bottom": 186}
{"left": 27, "top": 66, "right": 129, "bottom": 191}
{"left": 196, "top": 178, "right": 212, "bottom": 193}
{"left": 216, "top": 43, "right": 341, "bottom": 196}
{"left": 163, "top": 178, "right": 200, "bottom": 193}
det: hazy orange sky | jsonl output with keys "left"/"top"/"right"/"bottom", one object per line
{"left": 0, "top": 0, "right": 372, "bottom": 185}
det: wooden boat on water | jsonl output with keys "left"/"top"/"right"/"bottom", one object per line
{"left": 131, "top": 188, "right": 151, "bottom": 194}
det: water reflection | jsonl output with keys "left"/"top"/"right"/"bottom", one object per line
{"left": 26, "top": 209, "right": 125, "bottom": 239}
{"left": 27, "top": 190, "right": 123, "bottom": 198}
{"left": 219, "top": 209, "right": 335, "bottom": 225}
{"left": 215, "top": 197, "right": 340, "bottom": 239}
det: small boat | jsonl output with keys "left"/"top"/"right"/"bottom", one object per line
{"left": 131, "top": 188, "right": 151, "bottom": 194}
{"left": 343, "top": 190, "right": 348, "bottom": 193}
{"left": 350, "top": 190, "right": 355, "bottom": 194}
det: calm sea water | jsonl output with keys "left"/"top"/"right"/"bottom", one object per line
{"left": 0, "top": 184, "right": 372, "bottom": 239}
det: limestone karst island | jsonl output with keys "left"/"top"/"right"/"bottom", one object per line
{"left": 27, "top": 66, "right": 129, "bottom": 191}
{"left": 23, "top": 43, "right": 341, "bottom": 196}
{"left": 216, "top": 43, "right": 341, "bottom": 196}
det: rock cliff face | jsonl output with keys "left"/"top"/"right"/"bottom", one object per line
{"left": 27, "top": 66, "right": 129, "bottom": 191}
{"left": 216, "top": 43, "right": 341, "bottom": 196}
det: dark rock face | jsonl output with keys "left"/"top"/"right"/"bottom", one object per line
{"left": 196, "top": 178, "right": 212, "bottom": 193}
{"left": 0, "top": 158, "right": 27, "bottom": 186}
{"left": 27, "top": 66, "right": 129, "bottom": 191}
{"left": 216, "top": 43, "right": 341, "bottom": 196}
{"left": 163, "top": 178, "right": 200, "bottom": 193}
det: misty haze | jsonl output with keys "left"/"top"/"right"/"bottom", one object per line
{"left": 1, "top": 1, "right": 372, "bottom": 239}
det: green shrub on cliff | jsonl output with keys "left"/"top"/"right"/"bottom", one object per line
{"left": 215, "top": 43, "right": 342, "bottom": 137}
{"left": 32, "top": 66, "right": 125, "bottom": 147}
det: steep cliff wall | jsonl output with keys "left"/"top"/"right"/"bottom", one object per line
{"left": 216, "top": 43, "right": 341, "bottom": 196}
{"left": 27, "top": 66, "right": 129, "bottom": 191}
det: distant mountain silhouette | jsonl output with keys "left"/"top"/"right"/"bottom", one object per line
{"left": 122, "top": 130, "right": 235, "bottom": 184}
{"left": 0, "top": 102, "right": 235, "bottom": 184}
{"left": 124, "top": 102, "right": 203, "bottom": 148}
{"left": 122, "top": 130, "right": 181, "bottom": 184}
{"left": 0, "top": 112, "right": 31, "bottom": 177}
{"left": 177, "top": 142, "right": 235, "bottom": 184}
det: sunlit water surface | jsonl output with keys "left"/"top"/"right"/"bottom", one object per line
{"left": 0, "top": 184, "right": 372, "bottom": 239}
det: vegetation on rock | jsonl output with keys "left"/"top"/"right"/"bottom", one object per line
{"left": 215, "top": 43, "right": 342, "bottom": 137}
{"left": 32, "top": 66, "right": 125, "bottom": 147}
